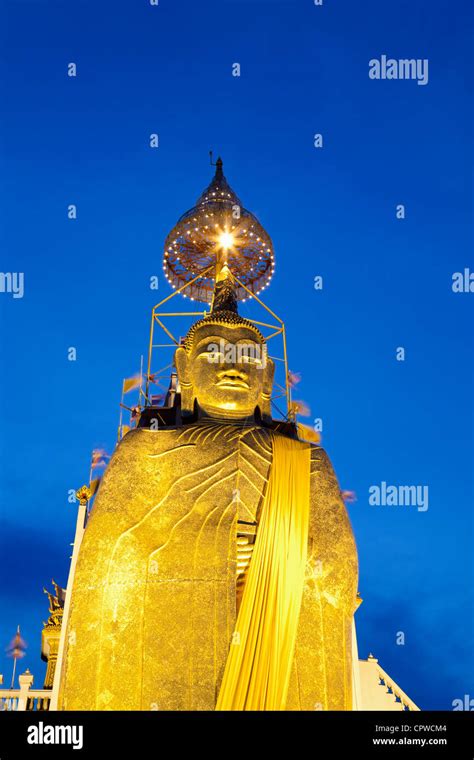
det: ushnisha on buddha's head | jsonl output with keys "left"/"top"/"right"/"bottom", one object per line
{"left": 175, "top": 276, "right": 274, "bottom": 421}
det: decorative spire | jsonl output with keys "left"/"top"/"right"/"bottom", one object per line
{"left": 211, "top": 264, "right": 238, "bottom": 314}
{"left": 195, "top": 156, "right": 242, "bottom": 208}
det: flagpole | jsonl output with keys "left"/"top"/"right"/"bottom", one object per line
{"left": 139, "top": 355, "right": 144, "bottom": 407}
{"left": 87, "top": 456, "right": 94, "bottom": 516}
{"left": 10, "top": 625, "right": 20, "bottom": 689}
{"left": 118, "top": 379, "right": 125, "bottom": 441}
{"left": 10, "top": 654, "right": 17, "bottom": 690}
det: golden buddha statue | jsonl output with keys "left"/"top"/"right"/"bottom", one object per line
{"left": 57, "top": 160, "right": 358, "bottom": 711}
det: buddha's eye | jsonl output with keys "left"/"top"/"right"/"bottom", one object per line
{"left": 240, "top": 355, "right": 261, "bottom": 366}
{"left": 199, "top": 350, "right": 225, "bottom": 363}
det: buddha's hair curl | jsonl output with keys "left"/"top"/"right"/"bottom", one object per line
{"left": 183, "top": 311, "right": 265, "bottom": 353}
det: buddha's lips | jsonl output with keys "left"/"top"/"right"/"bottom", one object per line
{"left": 216, "top": 377, "right": 250, "bottom": 390}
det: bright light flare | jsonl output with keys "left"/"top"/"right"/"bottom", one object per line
{"left": 219, "top": 231, "right": 235, "bottom": 250}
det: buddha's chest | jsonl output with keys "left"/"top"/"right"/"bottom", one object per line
{"left": 159, "top": 424, "right": 273, "bottom": 606}
{"left": 159, "top": 423, "right": 273, "bottom": 526}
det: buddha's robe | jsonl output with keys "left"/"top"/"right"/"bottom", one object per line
{"left": 58, "top": 421, "right": 358, "bottom": 710}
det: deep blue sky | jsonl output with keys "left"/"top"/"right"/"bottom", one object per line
{"left": 0, "top": 0, "right": 472, "bottom": 710}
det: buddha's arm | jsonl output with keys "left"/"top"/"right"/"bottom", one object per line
{"left": 61, "top": 426, "right": 240, "bottom": 710}
{"left": 308, "top": 446, "right": 358, "bottom": 604}
{"left": 59, "top": 429, "right": 165, "bottom": 708}
{"left": 287, "top": 446, "right": 358, "bottom": 710}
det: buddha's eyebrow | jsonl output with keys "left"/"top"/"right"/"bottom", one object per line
{"left": 195, "top": 337, "right": 224, "bottom": 350}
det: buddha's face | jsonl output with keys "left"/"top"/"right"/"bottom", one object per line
{"left": 175, "top": 322, "right": 274, "bottom": 420}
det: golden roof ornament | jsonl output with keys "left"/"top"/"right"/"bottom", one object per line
{"left": 76, "top": 485, "right": 92, "bottom": 506}
{"left": 43, "top": 581, "right": 65, "bottom": 628}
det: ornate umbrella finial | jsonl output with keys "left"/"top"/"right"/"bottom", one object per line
{"left": 163, "top": 159, "right": 275, "bottom": 303}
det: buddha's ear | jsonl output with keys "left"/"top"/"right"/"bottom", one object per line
{"left": 175, "top": 346, "right": 190, "bottom": 384}
{"left": 175, "top": 346, "right": 194, "bottom": 416}
{"left": 261, "top": 356, "right": 275, "bottom": 422}
{"left": 263, "top": 356, "right": 275, "bottom": 395}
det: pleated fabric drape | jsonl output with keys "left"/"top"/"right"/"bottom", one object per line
{"left": 216, "top": 434, "right": 311, "bottom": 710}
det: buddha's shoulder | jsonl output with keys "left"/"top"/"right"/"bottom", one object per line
{"left": 114, "top": 426, "right": 335, "bottom": 466}
{"left": 309, "top": 444, "right": 332, "bottom": 465}
{"left": 308, "top": 444, "right": 340, "bottom": 482}
{"left": 115, "top": 423, "right": 273, "bottom": 456}
{"left": 112, "top": 426, "right": 184, "bottom": 459}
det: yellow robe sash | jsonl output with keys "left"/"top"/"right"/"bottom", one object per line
{"left": 216, "top": 433, "right": 311, "bottom": 710}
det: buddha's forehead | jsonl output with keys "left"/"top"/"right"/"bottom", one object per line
{"left": 190, "top": 322, "right": 263, "bottom": 351}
